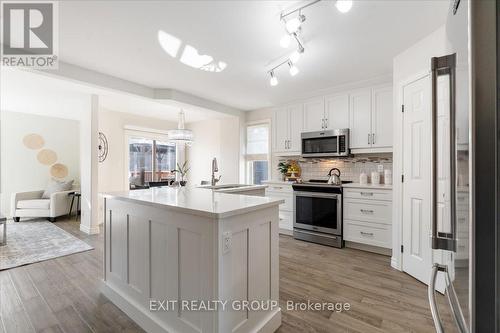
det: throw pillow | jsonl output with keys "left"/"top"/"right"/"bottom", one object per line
{"left": 42, "top": 179, "right": 74, "bottom": 199}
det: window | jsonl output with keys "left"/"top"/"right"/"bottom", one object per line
{"left": 245, "top": 123, "right": 270, "bottom": 185}
{"left": 128, "top": 136, "right": 176, "bottom": 188}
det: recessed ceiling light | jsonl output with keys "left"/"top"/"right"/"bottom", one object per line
{"left": 336, "top": 0, "right": 353, "bottom": 13}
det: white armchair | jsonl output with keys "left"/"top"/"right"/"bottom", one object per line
{"left": 11, "top": 190, "right": 74, "bottom": 222}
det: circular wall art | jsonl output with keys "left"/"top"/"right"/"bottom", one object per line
{"left": 50, "top": 163, "right": 68, "bottom": 179}
{"left": 23, "top": 133, "right": 45, "bottom": 150}
{"left": 37, "top": 149, "right": 58, "bottom": 165}
{"left": 98, "top": 132, "right": 108, "bottom": 163}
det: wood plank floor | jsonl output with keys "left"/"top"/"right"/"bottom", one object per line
{"left": 0, "top": 219, "right": 457, "bottom": 333}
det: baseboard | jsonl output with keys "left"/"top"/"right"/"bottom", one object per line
{"left": 390, "top": 256, "right": 400, "bottom": 270}
{"left": 79, "top": 223, "right": 100, "bottom": 235}
{"left": 256, "top": 308, "right": 282, "bottom": 333}
{"left": 344, "top": 241, "right": 391, "bottom": 256}
{"left": 279, "top": 228, "right": 293, "bottom": 236}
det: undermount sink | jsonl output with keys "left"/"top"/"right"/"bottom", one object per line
{"left": 198, "top": 184, "right": 250, "bottom": 190}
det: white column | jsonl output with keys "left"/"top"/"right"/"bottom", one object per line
{"left": 80, "top": 94, "right": 100, "bottom": 235}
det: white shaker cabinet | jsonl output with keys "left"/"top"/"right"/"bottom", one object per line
{"left": 325, "top": 94, "right": 349, "bottom": 130}
{"left": 303, "top": 98, "right": 325, "bottom": 132}
{"left": 371, "top": 86, "right": 393, "bottom": 148}
{"left": 349, "top": 89, "right": 372, "bottom": 149}
{"left": 273, "top": 107, "right": 289, "bottom": 152}
{"left": 273, "top": 104, "right": 303, "bottom": 156}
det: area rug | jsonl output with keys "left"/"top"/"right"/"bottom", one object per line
{"left": 0, "top": 221, "right": 93, "bottom": 270}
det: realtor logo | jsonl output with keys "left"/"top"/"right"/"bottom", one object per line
{"left": 1, "top": 1, "right": 58, "bottom": 68}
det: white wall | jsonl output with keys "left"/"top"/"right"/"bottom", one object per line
{"left": 0, "top": 111, "right": 81, "bottom": 217}
{"left": 391, "top": 25, "right": 451, "bottom": 269}
{"left": 186, "top": 116, "right": 241, "bottom": 186}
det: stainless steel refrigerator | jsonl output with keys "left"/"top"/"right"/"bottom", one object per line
{"left": 428, "top": 0, "right": 498, "bottom": 332}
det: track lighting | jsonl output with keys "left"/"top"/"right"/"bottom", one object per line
{"left": 290, "top": 50, "right": 301, "bottom": 64}
{"left": 269, "top": 71, "right": 278, "bottom": 86}
{"left": 285, "top": 14, "right": 305, "bottom": 34}
{"left": 280, "top": 34, "right": 292, "bottom": 48}
{"left": 288, "top": 62, "right": 299, "bottom": 76}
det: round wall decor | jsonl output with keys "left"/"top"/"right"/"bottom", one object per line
{"left": 98, "top": 132, "right": 108, "bottom": 163}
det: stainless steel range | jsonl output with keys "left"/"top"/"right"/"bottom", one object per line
{"left": 292, "top": 179, "right": 352, "bottom": 248}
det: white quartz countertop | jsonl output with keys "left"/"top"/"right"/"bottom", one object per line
{"left": 197, "top": 184, "right": 268, "bottom": 193}
{"left": 102, "top": 187, "right": 284, "bottom": 219}
{"left": 343, "top": 183, "right": 393, "bottom": 190}
{"left": 262, "top": 180, "right": 296, "bottom": 185}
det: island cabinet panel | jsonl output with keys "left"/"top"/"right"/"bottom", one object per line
{"left": 103, "top": 195, "right": 281, "bottom": 333}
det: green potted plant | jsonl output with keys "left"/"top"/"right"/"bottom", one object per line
{"left": 173, "top": 161, "right": 190, "bottom": 186}
{"left": 277, "top": 161, "right": 290, "bottom": 181}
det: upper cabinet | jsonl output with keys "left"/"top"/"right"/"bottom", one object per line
{"left": 349, "top": 89, "right": 372, "bottom": 149}
{"left": 325, "top": 94, "right": 349, "bottom": 130}
{"left": 302, "top": 95, "right": 350, "bottom": 132}
{"left": 272, "top": 84, "right": 393, "bottom": 156}
{"left": 303, "top": 98, "right": 325, "bottom": 132}
{"left": 273, "top": 104, "right": 303, "bottom": 156}
{"left": 371, "top": 86, "right": 393, "bottom": 149}
{"left": 348, "top": 85, "right": 393, "bottom": 153}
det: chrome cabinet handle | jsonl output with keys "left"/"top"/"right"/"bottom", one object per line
{"left": 272, "top": 186, "right": 283, "bottom": 190}
{"left": 360, "top": 192, "right": 374, "bottom": 196}
{"left": 325, "top": 118, "right": 328, "bottom": 129}
{"left": 360, "top": 209, "right": 374, "bottom": 214}
{"left": 321, "top": 119, "right": 325, "bottom": 129}
{"left": 368, "top": 133, "right": 371, "bottom": 145}
{"left": 360, "top": 231, "right": 374, "bottom": 236}
{"left": 372, "top": 133, "right": 376, "bottom": 144}
{"left": 431, "top": 53, "right": 457, "bottom": 251}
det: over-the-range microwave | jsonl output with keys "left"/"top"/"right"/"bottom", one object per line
{"left": 301, "top": 128, "right": 350, "bottom": 157}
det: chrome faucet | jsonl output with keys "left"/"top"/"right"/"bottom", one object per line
{"left": 211, "top": 158, "right": 221, "bottom": 186}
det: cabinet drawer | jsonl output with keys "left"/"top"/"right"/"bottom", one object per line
{"left": 343, "top": 188, "right": 392, "bottom": 201}
{"left": 279, "top": 210, "right": 293, "bottom": 231}
{"left": 265, "top": 191, "right": 293, "bottom": 212}
{"left": 344, "top": 220, "right": 391, "bottom": 248}
{"left": 344, "top": 199, "right": 392, "bottom": 225}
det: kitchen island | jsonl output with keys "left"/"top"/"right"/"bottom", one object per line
{"left": 101, "top": 187, "right": 283, "bottom": 333}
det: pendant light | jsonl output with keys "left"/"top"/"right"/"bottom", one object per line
{"left": 167, "top": 110, "right": 194, "bottom": 144}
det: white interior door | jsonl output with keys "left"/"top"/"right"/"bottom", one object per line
{"left": 402, "top": 75, "right": 433, "bottom": 285}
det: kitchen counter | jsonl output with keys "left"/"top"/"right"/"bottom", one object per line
{"left": 197, "top": 184, "right": 268, "bottom": 194}
{"left": 262, "top": 180, "right": 296, "bottom": 185}
{"left": 343, "top": 183, "right": 393, "bottom": 190}
{"left": 101, "top": 187, "right": 282, "bottom": 333}
{"left": 102, "top": 187, "right": 282, "bottom": 219}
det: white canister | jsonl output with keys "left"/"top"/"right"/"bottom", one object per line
{"left": 371, "top": 171, "right": 380, "bottom": 185}
{"left": 359, "top": 171, "right": 368, "bottom": 185}
{"left": 384, "top": 169, "right": 393, "bottom": 185}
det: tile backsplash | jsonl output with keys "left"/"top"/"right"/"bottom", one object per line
{"left": 274, "top": 153, "right": 393, "bottom": 184}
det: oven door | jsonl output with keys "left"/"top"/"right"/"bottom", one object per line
{"left": 293, "top": 191, "right": 342, "bottom": 235}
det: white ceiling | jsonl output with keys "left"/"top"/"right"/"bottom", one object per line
{"left": 57, "top": 0, "right": 449, "bottom": 110}
{"left": 0, "top": 69, "right": 230, "bottom": 123}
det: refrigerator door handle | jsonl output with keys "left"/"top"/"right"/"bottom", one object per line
{"left": 431, "top": 53, "right": 458, "bottom": 251}
{"left": 444, "top": 266, "right": 469, "bottom": 333}
{"left": 428, "top": 264, "right": 445, "bottom": 333}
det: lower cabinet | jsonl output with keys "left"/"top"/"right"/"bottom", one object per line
{"left": 264, "top": 182, "right": 294, "bottom": 233}
{"left": 343, "top": 187, "right": 392, "bottom": 250}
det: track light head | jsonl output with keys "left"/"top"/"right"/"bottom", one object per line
{"left": 269, "top": 71, "right": 278, "bottom": 86}
{"left": 288, "top": 61, "right": 299, "bottom": 76}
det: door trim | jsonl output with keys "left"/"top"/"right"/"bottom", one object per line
{"left": 392, "top": 70, "right": 430, "bottom": 271}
